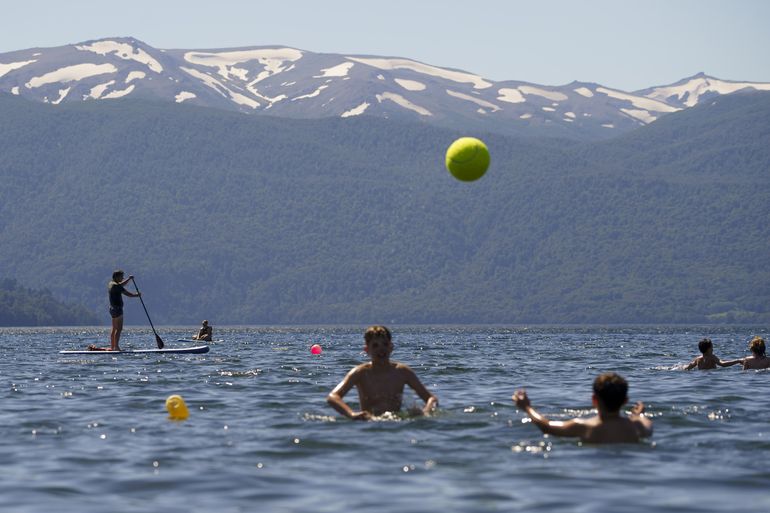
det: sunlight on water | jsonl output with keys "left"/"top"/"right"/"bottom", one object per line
{"left": 0, "top": 325, "right": 768, "bottom": 513}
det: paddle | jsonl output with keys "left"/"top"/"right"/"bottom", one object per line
{"left": 131, "top": 277, "right": 164, "bottom": 349}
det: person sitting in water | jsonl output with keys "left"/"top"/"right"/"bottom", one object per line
{"left": 326, "top": 325, "right": 438, "bottom": 420}
{"left": 685, "top": 338, "right": 740, "bottom": 370}
{"left": 722, "top": 336, "right": 770, "bottom": 370}
{"left": 193, "top": 320, "right": 213, "bottom": 342}
{"left": 513, "top": 372, "right": 653, "bottom": 444}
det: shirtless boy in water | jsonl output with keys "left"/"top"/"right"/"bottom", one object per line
{"left": 685, "top": 338, "right": 739, "bottom": 370}
{"left": 327, "top": 325, "right": 438, "bottom": 420}
{"left": 513, "top": 372, "right": 652, "bottom": 443}
{"left": 722, "top": 336, "right": 770, "bottom": 370}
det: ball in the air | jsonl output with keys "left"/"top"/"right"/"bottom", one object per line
{"left": 445, "top": 137, "right": 490, "bottom": 181}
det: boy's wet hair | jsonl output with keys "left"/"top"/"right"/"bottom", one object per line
{"left": 593, "top": 372, "right": 628, "bottom": 412}
{"left": 749, "top": 336, "right": 766, "bottom": 356}
{"left": 112, "top": 269, "right": 124, "bottom": 281}
{"left": 364, "top": 325, "right": 391, "bottom": 345}
{"left": 698, "top": 338, "right": 713, "bottom": 354}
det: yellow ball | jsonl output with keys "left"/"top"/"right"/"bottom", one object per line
{"left": 445, "top": 137, "right": 490, "bottom": 182}
{"left": 165, "top": 394, "right": 189, "bottom": 420}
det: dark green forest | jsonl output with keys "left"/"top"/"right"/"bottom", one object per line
{"left": 0, "top": 92, "right": 767, "bottom": 325}
{"left": 0, "top": 278, "right": 99, "bottom": 326}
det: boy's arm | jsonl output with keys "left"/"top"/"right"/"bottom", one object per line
{"left": 404, "top": 367, "right": 438, "bottom": 415}
{"left": 119, "top": 276, "right": 140, "bottom": 297}
{"left": 629, "top": 401, "right": 653, "bottom": 437}
{"left": 717, "top": 358, "right": 743, "bottom": 367}
{"left": 684, "top": 357, "right": 698, "bottom": 370}
{"left": 512, "top": 390, "right": 586, "bottom": 438}
{"left": 326, "top": 368, "right": 369, "bottom": 420}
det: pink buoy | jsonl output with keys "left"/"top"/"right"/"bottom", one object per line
{"left": 310, "top": 344, "right": 322, "bottom": 355}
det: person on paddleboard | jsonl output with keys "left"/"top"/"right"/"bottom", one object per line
{"left": 107, "top": 270, "right": 140, "bottom": 351}
{"left": 193, "top": 320, "right": 213, "bottom": 342}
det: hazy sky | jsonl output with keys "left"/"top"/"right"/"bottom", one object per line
{"left": 2, "top": 0, "right": 768, "bottom": 91}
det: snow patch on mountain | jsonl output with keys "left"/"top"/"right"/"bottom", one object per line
{"left": 181, "top": 66, "right": 260, "bottom": 108}
{"left": 52, "top": 87, "right": 70, "bottom": 105}
{"left": 0, "top": 59, "right": 37, "bottom": 78}
{"left": 102, "top": 84, "right": 135, "bottom": 99}
{"left": 394, "top": 78, "right": 426, "bottom": 91}
{"left": 26, "top": 63, "right": 117, "bottom": 88}
{"left": 519, "top": 86, "right": 568, "bottom": 102}
{"left": 376, "top": 92, "right": 432, "bottom": 116}
{"left": 247, "top": 86, "right": 288, "bottom": 105}
{"left": 175, "top": 91, "right": 196, "bottom": 103}
{"left": 341, "top": 102, "right": 370, "bottom": 117}
{"left": 314, "top": 62, "right": 354, "bottom": 78}
{"left": 88, "top": 80, "right": 115, "bottom": 99}
{"left": 596, "top": 87, "right": 678, "bottom": 113}
{"left": 184, "top": 49, "right": 303, "bottom": 83}
{"left": 620, "top": 108, "right": 656, "bottom": 124}
{"left": 292, "top": 84, "right": 329, "bottom": 101}
{"left": 574, "top": 87, "right": 594, "bottom": 98}
{"left": 497, "top": 88, "right": 526, "bottom": 104}
{"left": 645, "top": 76, "right": 770, "bottom": 107}
{"left": 348, "top": 57, "right": 492, "bottom": 89}
{"left": 126, "top": 71, "right": 146, "bottom": 83}
{"left": 446, "top": 89, "right": 500, "bottom": 112}
{"left": 76, "top": 41, "right": 163, "bottom": 73}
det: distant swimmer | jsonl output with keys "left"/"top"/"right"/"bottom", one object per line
{"left": 722, "top": 336, "right": 770, "bottom": 370}
{"left": 193, "top": 320, "right": 213, "bottom": 342}
{"left": 513, "top": 372, "right": 653, "bottom": 444}
{"left": 327, "top": 325, "right": 438, "bottom": 420}
{"left": 685, "top": 338, "right": 741, "bottom": 370}
{"left": 100, "top": 270, "right": 141, "bottom": 351}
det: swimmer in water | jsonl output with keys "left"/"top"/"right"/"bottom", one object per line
{"left": 685, "top": 338, "right": 740, "bottom": 370}
{"left": 326, "top": 325, "right": 438, "bottom": 420}
{"left": 513, "top": 372, "right": 653, "bottom": 443}
{"left": 722, "top": 336, "right": 770, "bottom": 370}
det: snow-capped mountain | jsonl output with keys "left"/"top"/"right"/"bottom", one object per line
{"left": 2, "top": 37, "right": 770, "bottom": 138}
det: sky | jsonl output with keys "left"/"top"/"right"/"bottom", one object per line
{"left": 1, "top": 0, "right": 769, "bottom": 91}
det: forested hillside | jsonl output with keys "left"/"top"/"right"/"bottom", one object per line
{"left": 0, "top": 279, "right": 99, "bottom": 326}
{"left": 0, "top": 92, "right": 767, "bottom": 325}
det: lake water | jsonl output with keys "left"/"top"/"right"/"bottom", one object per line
{"left": 1, "top": 325, "right": 768, "bottom": 513}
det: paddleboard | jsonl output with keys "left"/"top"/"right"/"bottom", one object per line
{"left": 59, "top": 345, "right": 209, "bottom": 355}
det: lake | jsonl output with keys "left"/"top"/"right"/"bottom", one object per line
{"left": 1, "top": 325, "right": 768, "bottom": 512}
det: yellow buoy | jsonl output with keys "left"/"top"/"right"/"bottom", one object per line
{"left": 165, "top": 394, "right": 190, "bottom": 420}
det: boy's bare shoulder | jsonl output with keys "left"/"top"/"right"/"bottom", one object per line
{"left": 351, "top": 362, "right": 373, "bottom": 372}
{"left": 392, "top": 361, "right": 420, "bottom": 375}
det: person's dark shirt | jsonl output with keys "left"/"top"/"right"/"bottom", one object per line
{"left": 108, "top": 281, "right": 125, "bottom": 308}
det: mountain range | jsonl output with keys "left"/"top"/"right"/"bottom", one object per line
{"left": 0, "top": 88, "right": 768, "bottom": 325}
{"left": 2, "top": 37, "right": 770, "bottom": 140}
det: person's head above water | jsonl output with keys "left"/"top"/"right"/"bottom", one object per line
{"left": 592, "top": 372, "right": 628, "bottom": 413}
{"left": 364, "top": 325, "right": 393, "bottom": 360}
{"left": 749, "top": 336, "right": 766, "bottom": 356}
{"left": 112, "top": 269, "right": 124, "bottom": 282}
{"left": 698, "top": 338, "right": 713, "bottom": 355}
{"left": 202, "top": 320, "right": 209, "bottom": 326}
{"left": 364, "top": 325, "right": 391, "bottom": 344}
